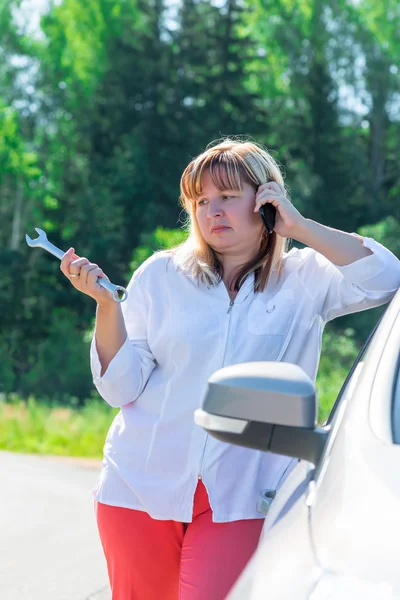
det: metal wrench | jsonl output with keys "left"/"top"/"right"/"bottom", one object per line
{"left": 26, "top": 228, "right": 128, "bottom": 303}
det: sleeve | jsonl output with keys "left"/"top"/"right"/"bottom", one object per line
{"left": 303, "top": 234, "right": 400, "bottom": 323}
{"left": 90, "top": 266, "right": 157, "bottom": 408}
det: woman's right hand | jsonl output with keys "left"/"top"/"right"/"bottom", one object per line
{"left": 60, "top": 247, "right": 115, "bottom": 307}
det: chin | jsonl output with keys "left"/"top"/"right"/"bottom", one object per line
{"left": 209, "top": 240, "right": 233, "bottom": 252}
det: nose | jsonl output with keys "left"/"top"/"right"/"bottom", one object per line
{"left": 207, "top": 198, "right": 224, "bottom": 218}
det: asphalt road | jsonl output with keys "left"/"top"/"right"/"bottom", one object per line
{"left": 0, "top": 451, "right": 111, "bottom": 600}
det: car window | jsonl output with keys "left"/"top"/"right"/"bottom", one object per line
{"left": 314, "top": 360, "right": 365, "bottom": 480}
{"left": 391, "top": 339, "right": 400, "bottom": 444}
{"left": 326, "top": 317, "right": 381, "bottom": 426}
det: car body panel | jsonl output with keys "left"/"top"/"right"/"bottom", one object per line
{"left": 251, "top": 501, "right": 319, "bottom": 600}
{"left": 228, "top": 291, "right": 400, "bottom": 599}
{"left": 227, "top": 460, "right": 319, "bottom": 600}
{"left": 310, "top": 300, "right": 400, "bottom": 593}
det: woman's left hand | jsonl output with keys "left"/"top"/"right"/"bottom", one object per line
{"left": 254, "top": 181, "right": 305, "bottom": 238}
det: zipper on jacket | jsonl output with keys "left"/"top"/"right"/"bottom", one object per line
{"left": 198, "top": 298, "right": 235, "bottom": 479}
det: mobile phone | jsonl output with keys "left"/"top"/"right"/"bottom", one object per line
{"left": 259, "top": 203, "right": 276, "bottom": 233}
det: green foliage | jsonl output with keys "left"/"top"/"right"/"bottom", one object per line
{"left": 18, "top": 308, "right": 94, "bottom": 403}
{"left": 0, "top": 102, "right": 45, "bottom": 249}
{"left": 359, "top": 216, "right": 400, "bottom": 257}
{"left": 40, "top": 0, "right": 143, "bottom": 99}
{"left": 316, "top": 326, "right": 359, "bottom": 422}
{"left": 129, "top": 226, "right": 188, "bottom": 273}
{"left": 0, "top": 0, "right": 399, "bottom": 424}
{"left": 0, "top": 334, "right": 16, "bottom": 394}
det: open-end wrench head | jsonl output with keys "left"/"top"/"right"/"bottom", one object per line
{"left": 25, "top": 227, "right": 129, "bottom": 302}
{"left": 25, "top": 228, "right": 48, "bottom": 247}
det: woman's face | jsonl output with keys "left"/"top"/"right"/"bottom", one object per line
{"left": 194, "top": 169, "right": 264, "bottom": 258}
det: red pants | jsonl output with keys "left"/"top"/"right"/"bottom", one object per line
{"left": 95, "top": 479, "right": 264, "bottom": 600}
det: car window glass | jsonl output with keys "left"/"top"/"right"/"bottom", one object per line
{"left": 326, "top": 320, "right": 380, "bottom": 426}
{"left": 314, "top": 361, "right": 365, "bottom": 481}
{"left": 391, "top": 357, "right": 400, "bottom": 444}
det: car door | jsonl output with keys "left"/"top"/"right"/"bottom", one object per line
{"left": 308, "top": 291, "right": 400, "bottom": 598}
{"left": 226, "top": 302, "right": 393, "bottom": 600}
{"left": 258, "top": 306, "right": 380, "bottom": 535}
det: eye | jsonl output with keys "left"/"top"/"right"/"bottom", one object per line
{"left": 196, "top": 194, "right": 237, "bottom": 205}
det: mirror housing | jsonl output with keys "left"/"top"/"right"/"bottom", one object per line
{"left": 194, "top": 362, "right": 329, "bottom": 465}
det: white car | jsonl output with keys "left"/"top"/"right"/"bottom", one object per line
{"left": 195, "top": 288, "right": 400, "bottom": 600}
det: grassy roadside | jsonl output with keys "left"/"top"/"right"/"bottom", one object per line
{"left": 0, "top": 397, "right": 118, "bottom": 458}
{"left": 0, "top": 369, "right": 342, "bottom": 458}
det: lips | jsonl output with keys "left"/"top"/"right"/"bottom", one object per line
{"left": 211, "top": 226, "right": 230, "bottom": 233}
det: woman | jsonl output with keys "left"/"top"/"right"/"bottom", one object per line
{"left": 61, "top": 138, "right": 400, "bottom": 600}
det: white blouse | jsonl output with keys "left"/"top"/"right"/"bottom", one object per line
{"left": 90, "top": 235, "right": 400, "bottom": 522}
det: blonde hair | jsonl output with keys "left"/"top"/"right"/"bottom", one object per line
{"left": 170, "top": 137, "right": 290, "bottom": 293}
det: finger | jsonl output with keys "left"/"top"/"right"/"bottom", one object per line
{"left": 87, "top": 266, "right": 106, "bottom": 287}
{"left": 60, "top": 248, "right": 76, "bottom": 275}
{"left": 76, "top": 263, "right": 95, "bottom": 286}
{"left": 258, "top": 181, "right": 279, "bottom": 191}
{"left": 256, "top": 190, "right": 281, "bottom": 201}
{"left": 61, "top": 249, "right": 84, "bottom": 279}
{"left": 255, "top": 191, "right": 281, "bottom": 205}
{"left": 70, "top": 257, "right": 90, "bottom": 270}
{"left": 273, "top": 182, "right": 287, "bottom": 196}
{"left": 69, "top": 257, "right": 89, "bottom": 279}
{"left": 254, "top": 197, "right": 280, "bottom": 213}
{"left": 259, "top": 181, "right": 286, "bottom": 196}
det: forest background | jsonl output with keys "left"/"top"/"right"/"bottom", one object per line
{"left": 1, "top": 0, "right": 399, "bottom": 456}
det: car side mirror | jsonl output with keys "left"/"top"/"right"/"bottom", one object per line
{"left": 194, "top": 362, "right": 329, "bottom": 465}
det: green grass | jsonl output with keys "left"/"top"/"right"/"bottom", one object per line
{"left": 0, "top": 367, "right": 345, "bottom": 458}
{"left": 0, "top": 396, "right": 118, "bottom": 457}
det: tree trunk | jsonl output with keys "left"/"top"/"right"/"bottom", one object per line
{"left": 10, "top": 176, "right": 23, "bottom": 251}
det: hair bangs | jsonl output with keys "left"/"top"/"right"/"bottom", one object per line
{"left": 208, "top": 153, "right": 252, "bottom": 193}
{"left": 182, "top": 151, "right": 254, "bottom": 206}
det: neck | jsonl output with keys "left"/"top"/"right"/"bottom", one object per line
{"left": 221, "top": 262, "right": 245, "bottom": 291}
{"left": 219, "top": 253, "right": 250, "bottom": 286}
{"left": 215, "top": 239, "right": 262, "bottom": 280}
